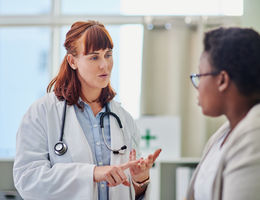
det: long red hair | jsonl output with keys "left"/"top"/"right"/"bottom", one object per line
{"left": 47, "top": 20, "right": 116, "bottom": 108}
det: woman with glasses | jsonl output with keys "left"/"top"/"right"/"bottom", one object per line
{"left": 187, "top": 27, "right": 260, "bottom": 200}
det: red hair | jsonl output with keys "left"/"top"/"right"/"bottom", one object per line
{"left": 47, "top": 20, "right": 116, "bottom": 108}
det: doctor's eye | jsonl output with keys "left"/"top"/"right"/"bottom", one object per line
{"left": 90, "top": 56, "right": 98, "bottom": 61}
{"left": 105, "top": 54, "right": 112, "bottom": 58}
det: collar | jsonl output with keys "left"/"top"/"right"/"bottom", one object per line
{"left": 78, "top": 97, "right": 110, "bottom": 117}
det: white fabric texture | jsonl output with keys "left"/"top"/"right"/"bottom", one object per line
{"left": 13, "top": 92, "right": 151, "bottom": 200}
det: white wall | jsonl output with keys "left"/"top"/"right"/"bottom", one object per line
{"left": 140, "top": 17, "right": 239, "bottom": 157}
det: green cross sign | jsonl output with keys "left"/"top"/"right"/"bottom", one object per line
{"left": 141, "top": 129, "right": 157, "bottom": 148}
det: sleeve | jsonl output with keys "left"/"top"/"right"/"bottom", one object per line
{"left": 222, "top": 128, "right": 260, "bottom": 200}
{"left": 13, "top": 101, "right": 97, "bottom": 200}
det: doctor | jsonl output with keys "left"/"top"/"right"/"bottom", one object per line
{"left": 13, "top": 20, "right": 161, "bottom": 200}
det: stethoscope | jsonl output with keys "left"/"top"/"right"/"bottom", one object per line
{"left": 54, "top": 100, "right": 127, "bottom": 156}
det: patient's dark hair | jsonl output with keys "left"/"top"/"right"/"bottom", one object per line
{"left": 203, "top": 27, "right": 260, "bottom": 101}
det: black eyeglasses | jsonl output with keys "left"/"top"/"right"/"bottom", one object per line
{"left": 190, "top": 71, "right": 219, "bottom": 89}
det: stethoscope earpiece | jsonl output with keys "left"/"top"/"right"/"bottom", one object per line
{"left": 54, "top": 142, "right": 68, "bottom": 156}
{"left": 112, "top": 145, "right": 127, "bottom": 155}
{"left": 121, "top": 145, "right": 127, "bottom": 150}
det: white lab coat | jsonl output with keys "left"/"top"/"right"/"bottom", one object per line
{"left": 13, "top": 92, "right": 151, "bottom": 200}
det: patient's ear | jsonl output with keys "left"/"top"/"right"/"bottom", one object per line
{"left": 218, "top": 70, "right": 230, "bottom": 92}
{"left": 67, "top": 54, "right": 77, "bottom": 70}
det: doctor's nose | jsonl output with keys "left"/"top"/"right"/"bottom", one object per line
{"left": 99, "top": 60, "right": 109, "bottom": 70}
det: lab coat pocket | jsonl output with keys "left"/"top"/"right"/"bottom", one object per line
{"left": 109, "top": 184, "right": 132, "bottom": 200}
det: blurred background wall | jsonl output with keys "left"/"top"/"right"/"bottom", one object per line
{"left": 0, "top": 0, "right": 258, "bottom": 158}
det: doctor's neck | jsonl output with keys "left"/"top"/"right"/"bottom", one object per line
{"left": 80, "top": 88, "right": 102, "bottom": 105}
{"left": 80, "top": 88, "right": 104, "bottom": 116}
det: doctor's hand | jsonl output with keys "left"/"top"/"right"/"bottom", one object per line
{"left": 93, "top": 160, "right": 139, "bottom": 187}
{"left": 129, "top": 148, "right": 161, "bottom": 183}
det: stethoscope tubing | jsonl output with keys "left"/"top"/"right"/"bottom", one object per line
{"left": 54, "top": 100, "right": 127, "bottom": 156}
{"left": 60, "top": 99, "right": 67, "bottom": 141}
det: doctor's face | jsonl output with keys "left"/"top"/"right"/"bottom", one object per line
{"left": 71, "top": 35, "right": 113, "bottom": 91}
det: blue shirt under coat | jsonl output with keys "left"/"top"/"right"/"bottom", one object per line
{"left": 74, "top": 100, "right": 111, "bottom": 200}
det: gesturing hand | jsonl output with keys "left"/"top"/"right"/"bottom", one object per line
{"left": 129, "top": 148, "right": 161, "bottom": 183}
{"left": 94, "top": 160, "right": 139, "bottom": 187}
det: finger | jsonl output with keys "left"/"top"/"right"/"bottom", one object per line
{"left": 130, "top": 159, "right": 141, "bottom": 174}
{"left": 146, "top": 154, "right": 153, "bottom": 163}
{"left": 130, "top": 149, "right": 136, "bottom": 161}
{"left": 129, "top": 149, "right": 133, "bottom": 161}
{"left": 152, "top": 148, "right": 162, "bottom": 162}
{"left": 106, "top": 175, "right": 116, "bottom": 186}
{"left": 122, "top": 180, "right": 131, "bottom": 187}
{"left": 145, "top": 154, "right": 154, "bottom": 168}
{"left": 117, "top": 168, "right": 128, "bottom": 182}
{"left": 127, "top": 159, "right": 142, "bottom": 175}
{"left": 120, "top": 160, "right": 139, "bottom": 170}
{"left": 139, "top": 159, "right": 146, "bottom": 171}
{"left": 111, "top": 171, "right": 123, "bottom": 185}
{"left": 136, "top": 158, "right": 143, "bottom": 169}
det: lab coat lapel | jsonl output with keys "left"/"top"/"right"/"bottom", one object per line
{"left": 109, "top": 102, "right": 128, "bottom": 166}
{"left": 108, "top": 102, "right": 134, "bottom": 200}
{"left": 63, "top": 104, "right": 94, "bottom": 163}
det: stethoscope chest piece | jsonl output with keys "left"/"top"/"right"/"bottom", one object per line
{"left": 54, "top": 100, "right": 127, "bottom": 156}
{"left": 54, "top": 141, "right": 68, "bottom": 156}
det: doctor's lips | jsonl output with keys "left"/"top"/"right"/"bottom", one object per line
{"left": 98, "top": 73, "right": 109, "bottom": 78}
